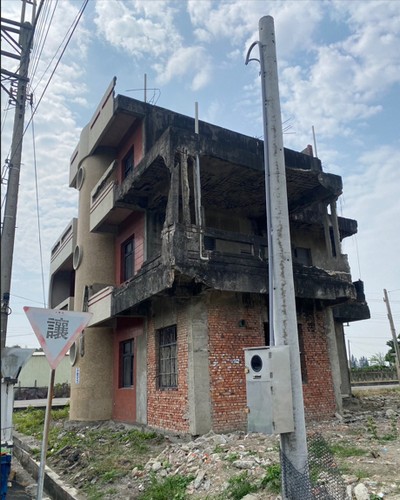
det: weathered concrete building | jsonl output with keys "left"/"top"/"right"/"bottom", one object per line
{"left": 49, "top": 78, "right": 369, "bottom": 435}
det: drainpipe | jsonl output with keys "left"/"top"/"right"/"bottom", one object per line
{"left": 194, "top": 102, "right": 209, "bottom": 261}
{"left": 330, "top": 201, "right": 341, "bottom": 257}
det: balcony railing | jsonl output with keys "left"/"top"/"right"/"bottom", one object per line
{"left": 87, "top": 285, "right": 114, "bottom": 326}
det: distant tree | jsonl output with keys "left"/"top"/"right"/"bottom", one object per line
{"left": 369, "top": 352, "right": 387, "bottom": 367}
{"left": 385, "top": 334, "right": 400, "bottom": 366}
{"left": 358, "top": 356, "right": 369, "bottom": 368}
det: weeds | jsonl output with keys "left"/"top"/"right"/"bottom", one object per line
{"left": 13, "top": 405, "right": 166, "bottom": 499}
{"left": 13, "top": 406, "right": 69, "bottom": 439}
{"left": 366, "top": 417, "right": 379, "bottom": 439}
{"left": 225, "top": 452, "right": 240, "bottom": 463}
{"left": 138, "top": 474, "right": 194, "bottom": 500}
{"left": 366, "top": 415, "right": 399, "bottom": 442}
{"left": 329, "top": 442, "right": 367, "bottom": 458}
{"left": 225, "top": 471, "right": 258, "bottom": 499}
{"left": 261, "top": 463, "right": 281, "bottom": 494}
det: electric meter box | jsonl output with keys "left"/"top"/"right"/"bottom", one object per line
{"left": 244, "top": 346, "right": 294, "bottom": 435}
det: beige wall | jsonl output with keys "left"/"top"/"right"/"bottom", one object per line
{"left": 17, "top": 353, "right": 70, "bottom": 387}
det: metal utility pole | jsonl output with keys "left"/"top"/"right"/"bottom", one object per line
{"left": 1, "top": 6, "right": 34, "bottom": 349}
{"left": 348, "top": 339, "right": 352, "bottom": 370}
{"left": 383, "top": 289, "right": 400, "bottom": 383}
{"left": 246, "top": 16, "right": 310, "bottom": 499}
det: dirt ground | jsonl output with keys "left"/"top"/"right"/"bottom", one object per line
{"left": 13, "top": 387, "right": 400, "bottom": 499}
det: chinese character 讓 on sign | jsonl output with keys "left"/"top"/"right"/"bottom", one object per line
{"left": 46, "top": 317, "right": 69, "bottom": 340}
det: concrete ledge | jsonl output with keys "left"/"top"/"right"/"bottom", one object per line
{"left": 13, "top": 433, "right": 84, "bottom": 500}
{"left": 351, "top": 381, "right": 399, "bottom": 387}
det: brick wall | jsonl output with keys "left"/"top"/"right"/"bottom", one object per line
{"left": 299, "top": 310, "right": 337, "bottom": 421}
{"left": 146, "top": 293, "right": 336, "bottom": 434}
{"left": 207, "top": 292, "right": 266, "bottom": 433}
{"left": 147, "top": 305, "right": 190, "bottom": 433}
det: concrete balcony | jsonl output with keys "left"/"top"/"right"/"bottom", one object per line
{"left": 50, "top": 219, "right": 77, "bottom": 274}
{"left": 87, "top": 286, "right": 114, "bottom": 326}
{"left": 113, "top": 224, "right": 357, "bottom": 316}
{"left": 90, "top": 160, "right": 132, "bottom": 233}
{"left": 53, "top": 296, "right": 74, "bottom": 311}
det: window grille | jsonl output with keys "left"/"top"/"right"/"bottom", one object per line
{"left": 157, "top": 325, "right": 177, "bottom": 389}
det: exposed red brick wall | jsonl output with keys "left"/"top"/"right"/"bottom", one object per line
{"left": 145, "top": 294, "right": 336, "bottom": 434}
{"left": 299, "top": 310, "right": 337, "bottom": 421}
{"left": 207, "top": 293, "right": 265, "bottom": 433}
{"left": 146, "top": 307, "right": 190, "bottom": 433}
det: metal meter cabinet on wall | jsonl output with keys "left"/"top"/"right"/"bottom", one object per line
{"left": 244, "top": 346, "right": 294, "bottom": 434}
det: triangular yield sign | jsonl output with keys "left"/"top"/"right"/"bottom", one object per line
{"left": 23, "top": 307, "right": 92, "bottom": 369}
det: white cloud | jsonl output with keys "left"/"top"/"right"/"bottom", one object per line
{"left": 93, "top": 0, "right": 182, "bottom": 60}
{"left": 154, "top": 46, "right": 212, "bottom": 90}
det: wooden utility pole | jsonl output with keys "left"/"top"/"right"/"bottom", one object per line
{"left": 0, "top": 2, "right": 35, "bottom": 349}
{"left": 383, "top": 289, "right": 400, "bottom": 383}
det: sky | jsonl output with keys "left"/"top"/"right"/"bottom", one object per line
{"left": 1, "top": 0, "right": 399, "bottom": 363}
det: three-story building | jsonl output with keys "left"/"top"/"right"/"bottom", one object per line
{"left": 49, "top": 78, "right": 369, "bottom": 435}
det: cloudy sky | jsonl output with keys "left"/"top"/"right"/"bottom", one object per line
{"left": 2, "top": 0, "right": 399, "bottom": 362}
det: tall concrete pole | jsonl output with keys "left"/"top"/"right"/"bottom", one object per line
{"left": 383, "top": 289, "right": 400, "bottom": 383}
{"left": 258, "top": 16, "right": 310, "bottom": 497}
{"left": 1, "top": 21, "right": 33, "bottom": 349}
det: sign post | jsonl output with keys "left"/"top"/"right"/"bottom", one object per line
{"left": 23, "top": 307, "right": 92, "bottom": 500}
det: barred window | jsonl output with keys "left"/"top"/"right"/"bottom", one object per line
{"left": 157, "top": 325, "right": 177, "bottom": 389}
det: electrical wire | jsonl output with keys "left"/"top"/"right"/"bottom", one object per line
{"left": 30, "top": 0, "right": 61, "bottom": 91}
{"left": 2, "top": 0, "right": 89, "bottom": 165}
{"left": 30, "top": 102, "right": 47, "bottom": 309}
{"left": 29, "top": 0, "right": 53, "bottom": 77}
{"left": 22, "top": 0, "right": 89, "bottom": 146}
{"left": 10, "top": 293, "right": 46, "bottom": 305}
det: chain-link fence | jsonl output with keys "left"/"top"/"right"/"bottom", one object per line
{"left": 281, "top": 433, "right": 346, "bottom": 499}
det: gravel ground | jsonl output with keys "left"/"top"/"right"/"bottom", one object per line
{"left": 10, "top": 387, "right": 400, "bottom": 499}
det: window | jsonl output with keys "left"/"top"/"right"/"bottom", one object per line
{"left": 157, "top": 325, "right": 177, "bottom": 389}
{"left": 123, "top": 148, "right": 134, "bottom": 178}
{"left": 297, "top": 324, "right": 308, "bottom": 384}
{"left": 293, "top": 247, "right": 312, "bottom": 266}
{"left": 120, "top": 339, "right": 134, "bottom": 387}
{"left": 122, "top": 237, "right": 134, "bottom": 281}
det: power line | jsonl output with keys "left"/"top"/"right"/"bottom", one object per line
{"left": 2, "top": 0, "right": 89, "bottom": 166}
{"left": 30, "top": 103, "right": 47, "bottom": 308}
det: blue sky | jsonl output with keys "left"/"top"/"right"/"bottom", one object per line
{"left": 1, "top": 0, "right": 399, "bottom": 361}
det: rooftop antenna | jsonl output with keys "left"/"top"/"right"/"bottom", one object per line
{"left": 195, "top": 101, "right": 199, "bottom": 134}
{"left": 144, "top": 73, "right": 147, "bottom": 103}
{"left": 312, "top": 125, "right": 318, "bottom": 158}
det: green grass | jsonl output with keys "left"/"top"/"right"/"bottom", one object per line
{"left": 138, "top": 474, "right": 194, "bottom": 500}
{"left": 329, "top": 442, "right": 368, "bottom": 458}
{"left": 13, "top": 406, "right": 165, "bottom": 498}
{"left": 225, "top": 452, "right": 240, "bottom": 463}
{"left": 225, "top": 471, "right": 259, "bottom": 499}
